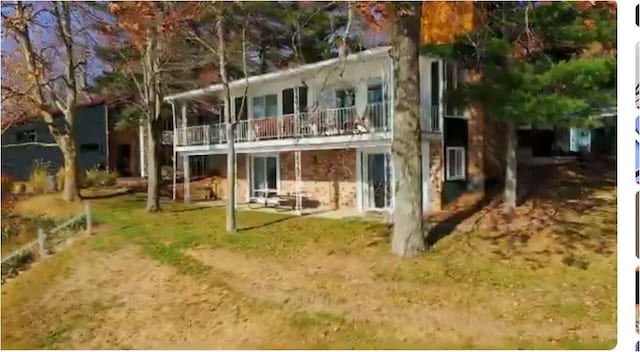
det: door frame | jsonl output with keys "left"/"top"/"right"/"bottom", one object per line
{"left": 359, "top": 147, "right": 394, "bottom": 212}
{"left": 249, "top": 153, "right": 280, "bottom": 202}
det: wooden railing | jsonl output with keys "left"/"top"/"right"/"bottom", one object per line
{"left": 2, "top": 202, "right": 93, "bottom": 277}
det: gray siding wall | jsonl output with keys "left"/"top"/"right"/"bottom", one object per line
{"left": 2, "top": 104, "right": 108, "bottom": 181}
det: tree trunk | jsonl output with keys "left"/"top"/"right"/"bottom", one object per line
{"left": 218, "top": 11, "right": 237, "bottom": 233}
{"left": 145, "top": 119, "right": 161, "bottom": 212}
{"left": 389, "top": 2, "right": 425, "bottom": 257}
{"left": 60, "top": 135, "right": 81, "bottom": 202}
{"left": 503, "top": 120, "right": 517, "bottom": 213}
{"left": 225, "top": 123, "right": 237, "bottom": 232}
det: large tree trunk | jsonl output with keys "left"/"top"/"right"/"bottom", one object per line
{"left": 60, "top": 135, "right": 81, "bottom": 202}
{"left": 503, "top": 120, "right": 517, "bottom": 213}
{"left": 389, "top": 2, "right": 425, "bottom": 257}
{"left": 145, "top": 119, "right": 161, "bottom": 212}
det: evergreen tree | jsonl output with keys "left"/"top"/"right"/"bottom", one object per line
{"left": 423, "top": 1, "right": 616, "bottom": 212}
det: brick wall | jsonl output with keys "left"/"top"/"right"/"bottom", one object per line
{"left": 205, "top": 150, "right": 357, "bottom": 209}
{"left": 212, "top": 154, "right": 249, "bottom": 203}
{"left": 280, "top": 149, "right": 357, "bottom": 209}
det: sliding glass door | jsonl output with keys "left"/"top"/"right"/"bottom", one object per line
{"left": 250, "top": 155, "right": 279, "bottom": 200}
{"left": 362, "top": 151, "right": 392, "bottom": 210}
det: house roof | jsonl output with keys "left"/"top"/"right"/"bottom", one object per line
{"left": 163, "top": 46, "right": 392, "bottom": 102}
{"left": 1, "top": 97, "right": 111, "bottom": 131}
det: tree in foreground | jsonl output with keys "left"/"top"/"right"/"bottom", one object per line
{"left": 356, "top": 2, "right": 425, "bottom": 257}
{"left": 2, "top": 1, "right": 94, "bottom": 201}
{"left": 424, "top": 1, "right": 616, "bottom": 213}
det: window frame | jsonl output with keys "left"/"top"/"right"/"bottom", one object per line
{"left": 444, "top": 62, "right": 466, "bottom": 119}
{"left": 445, "top": 146, "right": 466, "bottom": 181}
{"left": 79, "top": 143, "right": 102, "bottom": 152}
{"left": 15, "top": 128, "right": 38, "bottom": 143}
{"left": 252, "top": 94, "right": 278, "bottom": 119}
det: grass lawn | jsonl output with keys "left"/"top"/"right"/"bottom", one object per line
{"left": 1, "top": 161, "right": 616, "bottom": 349}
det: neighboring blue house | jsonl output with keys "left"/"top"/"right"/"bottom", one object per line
{"left": 1, "top": 101, "right": 111, "bottom": 181}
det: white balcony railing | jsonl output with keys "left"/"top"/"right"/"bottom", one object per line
{"left": 173, "top": 102, "right": 440, "bottom": 147}
{"left": 421, "top": 105, "right": 441, "bottom": 133}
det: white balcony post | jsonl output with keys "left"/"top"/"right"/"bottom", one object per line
{"left": 205, "top": 125, "right": 210, "bottom": 144}
{"left": 293, "top": 87, "right": 300, "bottom": 137}
{"left": 183, "top": 154, "right": 190, "bottom": 204}
{"left": 181, "top": 102, "right": 188, "bottom": 145}
{"left": 171, "top": 101, "right": 177, "bottom": 200}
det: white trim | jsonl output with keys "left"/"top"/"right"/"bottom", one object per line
{"left": 164, "top": 46, "right": 392, "bottom": 101}
{"left": 355, "top": 150, "right": 363, "bottom": 212}
{"left": 443, "top": 61, "right": 467, "bottom": 120}
{"left": 361, "top": 147, "right": 393, "bottom": 212}
{"left": 176, "top": 133, "right": 396, "bottom": 155}
{"left": 445, "top": 146, "right": 466, "bottom": 181}
{"left": 249, "top": 153, "right": 280, "bottom": 202}
{"left": 422, "top": 142, "right": 430, "bottom": 213}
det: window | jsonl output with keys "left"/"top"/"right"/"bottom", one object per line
{"left": 80, "top": 143, "right": 102, "bottom": 152}
{"left": 446, "top": 146, "right": 466, "bottom": 181}
{"left": 367, "top": 85, "right": 383, "bottom": 104}
{"left": 252, "top": 94, "right": 278, "bottom": 119}
{"left": 335, "top": 88, "right": 355, "bottom": 108}
{"left": 445, "top": 62, "right": 465, "bottom": 118}
{"left": 16, "top": 129, "right": 37, "bottom": 143}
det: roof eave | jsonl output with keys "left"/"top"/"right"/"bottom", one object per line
{"left": 163, "top": 46, "right": 392, "bottom": 103}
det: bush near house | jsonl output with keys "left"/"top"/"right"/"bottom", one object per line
{"left": 54, "top": 166, "right": 118, "bottom": 190}
{"left": 28, "top": 160, "right": 52, "bottom": 194}
{"left": 84, "top": 168, "right": 118, "bottom": 188}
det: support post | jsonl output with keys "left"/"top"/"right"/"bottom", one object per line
{"left": 37, "top": 228, "right": 47, "bottom": 258}
{"left": 293, "top": 86, "right": 302, "bottom": 214}
{"left": 85, "top": 201, "right": 92, "bottom": 235}
{"left": 181, "top": 102, "right": 188, "bottom": 146}
{"left": 171, "top": 101, "right": 177, "bottom": 201}
{"left": 183, "top": 155, "right": 191, "bottom": 204}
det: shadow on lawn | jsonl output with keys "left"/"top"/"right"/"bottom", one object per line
{"left": 477, "top": 158, "right": 616, "bottom": 269}
{"left": 418, "top": 157, "right": 616, "bottom": 269}
{"left": 238, "top": 215, "right": 298, "bottom": 231}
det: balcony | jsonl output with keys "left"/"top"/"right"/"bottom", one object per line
{"left": 169, "top": 103, "right": 441, "bottom": 148}
{"left": 421, "top": 105, "right": 441, "bottom": 134}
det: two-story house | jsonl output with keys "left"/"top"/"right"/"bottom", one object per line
{"left": 1, "top": 99, "right": 142, "bottom": 181}
{"left": 163, "top": 46, "right": 506, "bottom": 214}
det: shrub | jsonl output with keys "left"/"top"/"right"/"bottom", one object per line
{"left": 12, "top": 183, "right": 26, "bottom": 195}
{"left": 28, "top": 160, "right": 51, "bottom": 194}
{"left": 84, "top": 167, "right": 118, "bottom": 188}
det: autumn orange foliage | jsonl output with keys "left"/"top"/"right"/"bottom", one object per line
{"left": 355, "top": 1, "right": 475, "bottom": 45}
{"left": 420, "top": 2, "right": 475, "bottom": 45}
